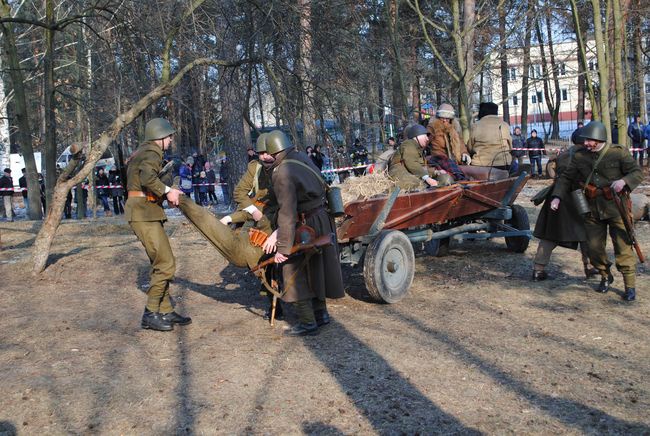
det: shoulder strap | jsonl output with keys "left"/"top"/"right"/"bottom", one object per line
{"left": 584, "top": 143, "right": 610, "bottom": 188}
{"left": 248, "top": 162, "right": 262, "bottom": 197}
{"left": 281, "top": 159, "right": 328, "bottom": 191}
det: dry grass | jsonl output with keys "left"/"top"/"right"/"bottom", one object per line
{"left": 338, "top": 171, "right": 396, "bottom": 205}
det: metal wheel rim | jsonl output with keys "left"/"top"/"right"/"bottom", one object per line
{"left": 382, "top": 245, "right": 408, "bottom": 291}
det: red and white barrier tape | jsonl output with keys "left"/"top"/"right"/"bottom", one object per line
{"left": 321, "top": 164, "right": 369, "bottom": 174}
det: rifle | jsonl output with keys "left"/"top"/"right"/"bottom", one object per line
{"left": 251, "top": 233, "right": 335, "bottom": 272}
{"left": 608, "top": 188, "right": 645, "bottom": 263}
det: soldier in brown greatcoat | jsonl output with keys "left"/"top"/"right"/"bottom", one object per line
{"left": 261, "top": 130, "right": 345, "bottom": 336}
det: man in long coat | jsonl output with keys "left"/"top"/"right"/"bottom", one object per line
{"left": 551, "top": 121, "right": 643, "bottom": 301}
{"left": 261, "top": 130, "right": 345, "bottom": 336}
{"left": 531, "top": 128, "right": 597, "bottom": 281}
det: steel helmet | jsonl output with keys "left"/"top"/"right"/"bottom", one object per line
{"left": 405, "top": 124, "right": 428, "bottom": 139}
{"left": 265, "top": 130, "right": 294, "bottom": 155}
{"left": 256, "top": 133, "right": 269, "bottom": 153}
{"left": 144, "top": 118, "right": 176, "bottom": 141}
{"left": 436, "top": 103, "right": 456, "bottom": 119}
{"left": 581, "top": 121, "right": 607, "bottom": 142}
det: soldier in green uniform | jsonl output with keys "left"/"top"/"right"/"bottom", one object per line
{"left": 261, "top": 130, "right": 345, "bottom": 336}
{"left": 551, "top": 121, "right": 643, "bottom": 301}
{"left": 219, "top": 133, "right": 274, "bottom": 234}
{"left": 125, "top": 118, "right": 191, "bottom": 331}
{"left": 388, "top": 124, "right": 447, "bottom": 189}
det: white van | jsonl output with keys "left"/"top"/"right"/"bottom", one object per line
{"left": 57, "top": 145, "right": 115, "bottom": 169}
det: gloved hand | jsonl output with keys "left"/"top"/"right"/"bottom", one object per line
{"left": 611, "top": 179, "right": 626, "bottom": 193}
{"left": 461, "top": 153, "right": 472, "bottom": 165}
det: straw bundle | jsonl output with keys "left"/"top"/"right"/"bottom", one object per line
{"left": 339, "top": 171, "right": 396, "bottom": 205}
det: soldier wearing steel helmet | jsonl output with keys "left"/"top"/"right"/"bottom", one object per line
{"left": 388, "top": 123, "right": 447, "bottom": 190}
{"left": 551, "top": 121, "right": 643, "bottom": 301}
{"left": 220, "top": 132, "right": 276, "bottom": 234}
{"left": 125, "top": 118, "right": 191, "bottom": 331}
{"left": 260, "top": 130, "right": 345, "bottom": 336}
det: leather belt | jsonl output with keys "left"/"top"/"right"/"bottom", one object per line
{"left": 300, "top": 206, "right": 326, "bottom": 221}
{"left": 128, "top": 191, "right": 147, "bottom": 198}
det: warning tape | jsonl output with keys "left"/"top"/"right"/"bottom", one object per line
{"left": 321, "top": 164, "right": 369, "bottom": 174}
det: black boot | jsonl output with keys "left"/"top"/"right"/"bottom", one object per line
{"left": 284, "top": 322, "right": 319, "bottom": 336}
{"left": 263, "top": 303, "right": 284, "bottom": 321}
{"left": 314, "top": 309, "right": 330, "bottom": 326}
{"left": 161, "top": 311, "right": 192, "bottom": 325}
{"left": 584, "top": 265, "right": 599, "bottom": 279}
{"left": 622, "top": 288, "right": 636, "bottom": 301}
{"left": 596, "top": 272, "right": 614, "bottom": 293}
{"left": 141, "top": 309, "right": 173, "bottom": 331}
{"left": 532, "top": 270, "right": 548, "bottom": 281}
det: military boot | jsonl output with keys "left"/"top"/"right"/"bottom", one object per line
{"left": 161, "top": 311, "right": 192, "bottom": 325}
{"left": 596, "top": 271, "right": 614, "bottom": 293}
{"left": 141, "top": 309, "right": 173, "bottom": 331}
{"left": 284, "top": 300, "right": 319, "bottom": 336}
{"left": 532, "top": 270, "right": 548, "bottom": 281}
{"left": 583, "top": 265, "right": 599, "bottom": 279}
{"left": 622, "top": 288, "right": 636, "bottom": 301}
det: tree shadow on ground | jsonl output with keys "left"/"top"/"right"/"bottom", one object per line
{"left": 0, "top": 421, "right": 16, "bottom": 436}
{"left": 386, "top": 306, "right": 650, "bottom": 434}
{"left": 174, "top": 264, "right": 269, "bottom": 317}
{"left": 299, "top": 321, "right": 481, "bottom": 434}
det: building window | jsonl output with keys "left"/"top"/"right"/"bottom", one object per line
{"left": 535, "top": 91, "right": 543, "bottom": 103}
{"left": 561, "top": 89, "right": 568, "bottom": 101}
{"left": 532, "top": 95, "right": 536, "bottom": 104}
{"left": 509, "top": 68, "right": 517, "bottom": 81}
{"left": 559, "top": 63, "right": 566, "bottom": 76}
{"left": 588, "top": 60, "right": 597, "bottom": 71}
{"left": 512, "top": 95, "right": 518, "bottom": 106}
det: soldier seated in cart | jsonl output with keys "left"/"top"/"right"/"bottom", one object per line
{"left": 388, "top": 124, "right": 453, "bottom": 190}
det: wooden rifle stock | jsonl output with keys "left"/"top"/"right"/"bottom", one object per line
{"left": 251, "top": 233, "right": 335, "bottom": 272}
{"left": 610, "top": 189, "right": 645, "bottom": 263}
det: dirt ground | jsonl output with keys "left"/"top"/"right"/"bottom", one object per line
{"left": 1, "top": 178, "right": 650, "bottom": 435}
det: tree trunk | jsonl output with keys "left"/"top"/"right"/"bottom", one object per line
{"left": 570, "top": 0, "right": 600, "bottom": 120}
{"left": 43, "top": 0, "right": 57, "bottom": 211}
{"left": 591, "top": 0, "right": 612, "bottom": 141}
{"left": 499, "top": 2, "right": 509, "bottom": 123}
{"left": 298, "top": 0, "right": 317, "bottom": 148}
{"left": 520, "top": 0, "right": 533, "bottom": 135}
{"left": 387, "top": 0, "right": 409, "bottom": 126}
{"left": 0, "top": 1, "right": 42, "bottom": 220}
{"left": 612, "top": 0, "right": 627, "bottom": 147}
{"left": 634, "top": 1, "right": 647, "bottom": 122}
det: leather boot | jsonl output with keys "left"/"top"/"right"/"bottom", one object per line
{"left": 263, "top": 303, "right": 284, "bottom": 321}
{"left": 141, "top": 309, "right": 173, "bottom": 331}
{"left": 583, "top": 265, "right": 599, "bottom": 279}
{"left": 622, "top": 288, "right": 636, "bottom": 301}
{"left": 314, "top": 309, "right": 330, "bottom": 326}
{"left": 596, "top": 272, "right": 614, "bottom": 293}
{"left": 284, "top": 322, "right": 319, "bottom": 336}
{"left": 532, "top": 270, "right": 548, "bottom": 281}
{"left": 161, "top": 311, "right": 192, "bottom": 325}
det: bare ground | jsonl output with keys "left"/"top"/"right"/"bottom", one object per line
{"left": 1, "top": 179, "right": 649, "bottom": 435}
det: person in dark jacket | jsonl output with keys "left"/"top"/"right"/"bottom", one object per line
{"left": 525, "top": 129, "right": 545, "bottom": 177}
{"left": 205, "top": 162, "right": 217, "bottom": 204}
{"left": 531, "top": 128, "right": 597, "bottom": 281}
{"left": 570, "top": 122, "right": 584, "bottom": 144}
{"left": 0, "top": 168, "right": 14, "bottom": 221}
{"left": 96, "top": 167, "right": 112, "bottom": 216}
{"left": 627, "top": 115, "right": 645, "bottom": 166}
{"left": 511, "top": 127, "right": 525, "bottom": 173}
{"left": 18, "top": 168, "right": 29, "bottom": 216}
{"left": 310, "top": 144, "right": 325, "bottom": 170}
{"left": 108, "top": 168, "right": 124, "bottom": 215}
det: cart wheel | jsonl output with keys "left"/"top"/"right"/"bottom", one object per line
{"left": 424, "top": 237, "right": 450, "bottom": 257}
{"left": 546, "top": 160, "right": 557, "bottom": 179}
{"left": 363, "top": 230, "right": 415, "bottom": 303}
{"left": 505, "top": 204, "right": 530, "bottom": 253}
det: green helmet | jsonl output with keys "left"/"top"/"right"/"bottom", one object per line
{"left": 256, "top": 133, "right": 269, "bottom": 153}
{"left": 144, "top": 118, "right": 176, "bottom": 141}
{"left": 265, "top": 130, "right": 293, "bottom": 155}
{"left": 581, "top": 121, "right": 607, "bottom": 142}
{"left": 405, "top": 124, "right": 428, "bottom": 139}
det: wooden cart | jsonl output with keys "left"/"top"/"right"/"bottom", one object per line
{"left": 336, "top": 173, "right": 532, "bottom": 303}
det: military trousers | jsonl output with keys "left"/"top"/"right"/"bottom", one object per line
{"left": 584, "top": 214, "right": 636, "bottom": 287}
{"left": 129, "top": 220, "right": 175, "bottom": 313}
{"left": 534, "top": 240, "right": 590, "bottom": 270}
{"left": 177, "top": 195, "right": 263, "bottom": 269}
